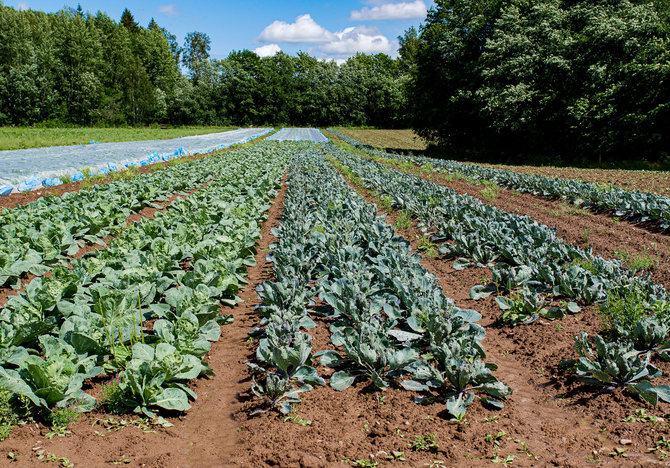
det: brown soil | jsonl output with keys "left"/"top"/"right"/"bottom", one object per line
{"left": 476, "top": 163, "right": 670, "bottom": 197}
{"left": 225, "top": 163, "right": 670, "bottom": 467}
{"left": 0, "top": 176, "right": 287, "bottom": 467}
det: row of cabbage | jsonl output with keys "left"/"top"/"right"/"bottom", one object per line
{"left": 0, "top": 142, "right": 291, "bottom": 422}
{"left": 0, "top": 128, "right": 274, "bottom": 194}
{"left": 328, "top": 129, "right": 670, "bottom": 230}
{"left": 0, "top": 141, "right": 277, "bottom": 291}
{"left": 325, "top": 143, "right": 670, "bottom": 405}
{"left": 249, "top": 147, "right": 509, "bottom": 419}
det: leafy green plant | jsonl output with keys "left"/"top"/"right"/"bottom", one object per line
{"left": 100, "top": 374, "right": 126, "bottom": 414}
{"left": 35, "top": 449, "right": 74, "bottom": 467}
{"left": 480, "top": 184, "right": 500, "bottom": 200}
{"left": 352, "top": 460, "right": 379, "bottom": 467}
{"left": 582, "top": 227, "right": 591, "bottom": 247}
{"left": 409, "top": 433, "right": 439, "bottom": 452}
{"left": 49, "top": 401, "right": 82, "bottom": 427}
{"left": 0, "top": 336, "right": 100, "bottom": 412}
{"left": 615, "top": 250, "right": 658, "bottom": 271}
{"left": 248, "top": 322, "right": 324, "bottom": 413}
{"left": 395, "top": 211, "right": 412, "bottom": 230}
{"left": 624, "top": 408, "right": 661, "bottom": 424}
{"left": 416, "top": 235, "right": 438, "bottom": 258}
{"left": 0, "top": 387, "right": 19, "bottom": 441}
{"left": 599, "top": 285, "right": 664, "bottom": 334}
{"left": 402, "top": 314, "right": 510, "bottom": 420}
{"left": 283, "top": 413, "right": 311, "bottom": 426}
{"left": 564, "top": 332, "right": 670, "bottom": 405}
{"left": 319, "top": 323, "right": 418, "bottom": 391}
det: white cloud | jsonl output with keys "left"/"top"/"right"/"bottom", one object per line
{"left": 257, "top": 14, "right": 334, "bottom": 43}
{"left": 257, "top": 13, "right": 399, "bottom": 59}
{"left": 350, "top": 0, "right": 427, "bottom": 21}
{"left": 158, "top": 4, "right": 178, "bottom": 16}
{"left": 17, "top": 2, "right": 28, "bottom": 11}
{"left": 254, "top": 44, "right": 281, "bottom": 57}
{"left": 320, "top": 26, "right": 394, "bottom": 55}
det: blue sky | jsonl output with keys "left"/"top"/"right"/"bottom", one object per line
{"left": 5, "top": 1, "right": 432, "bottom": 62}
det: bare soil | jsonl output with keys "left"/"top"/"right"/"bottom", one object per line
{"left": 0, "top": 175, "right": 287, "bottom": 467}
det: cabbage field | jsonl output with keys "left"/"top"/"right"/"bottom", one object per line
{"left": 0, "top": 129, "right": 669, "bottom": 466}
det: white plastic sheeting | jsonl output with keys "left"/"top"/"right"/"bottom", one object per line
{"left": 0, "top": 127, "right": 273, "bottom": 194}
{"left": 266, "top": 128, "right": 329, "bottom": 143}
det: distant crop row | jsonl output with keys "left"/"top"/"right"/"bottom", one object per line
{"left": 329, "top": 129, "right": 670, "bottom": 230}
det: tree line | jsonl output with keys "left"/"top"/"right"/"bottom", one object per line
{"left": 1, "top": 2, "right": 668, "bottom": 164}
{"left": 0, "top": 4, "right": 406, "bottom": 128}
{"left": 406, "top": 0, "right": 670, "bottom": 164}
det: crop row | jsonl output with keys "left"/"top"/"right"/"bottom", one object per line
{"left": 250, "top": 147, "right": 508, "bottom": 419}
{"left": 0, "top": 140, "right": 273, "bottom": 291}
{"left": 329, "top": 129, "right": 670, "bottom": 229}
{"left": 0, "top": 142, "right": 292, "bottom": 422}
{"left": 325, "top": 143, "right": 670, "bottom": 405}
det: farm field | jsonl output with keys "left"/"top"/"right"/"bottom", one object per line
{"left": 337, "top": 129, "right": 670, "bottom": 197}
{"left": 334, "top": 128, "right": 427, "bottom": 151}
{"left": 0, "top": 129, "right": 668, "bottom": 466}
{"left": 327, "top": 130, "right": 670, "bottom": 232}
{"left": 0, "top": 127, "right": 237, "bottom": 151}
{"left": 267, "top": 127, "right": 330, "bottom": 142}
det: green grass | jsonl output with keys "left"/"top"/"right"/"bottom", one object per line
{"left": 0, "top": 126, "right": 236, "bottom": 150}
{"left": 615, "top": 249, "right": 659, "bottom": 271}
{"left": 395, "top": 211, "right": 412, "bottom": 230}
{"left": 480, "top": 182, "right": 501, "bottom": 200}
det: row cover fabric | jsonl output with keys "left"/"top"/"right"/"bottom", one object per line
{"left": 266, "top": 128, "right": 329, "bottom": 143}
{"left": 0, "top": 128, "right": 273, "bottom": 195}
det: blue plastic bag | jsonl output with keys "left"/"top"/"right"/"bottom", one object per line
{"left": 17, "top": 175, "right": 42, "bottom": 192}
{"left": 0, "top": 186, "right": 13, "bottom": 197}
{"left": 42, "top": 177, "right": 63, "bottom": 187}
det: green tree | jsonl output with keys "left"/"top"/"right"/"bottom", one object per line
{"left": 182, "top": 31, "right": 211, "bottom": 76}
{"left": 120, "top": 8, "right": 139, "bottom": 34}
